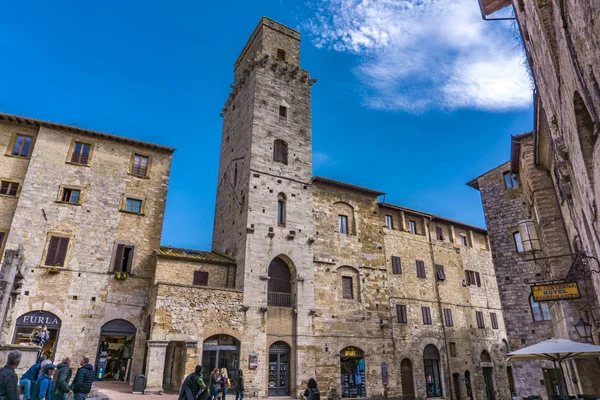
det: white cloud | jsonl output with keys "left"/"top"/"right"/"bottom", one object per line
{"left": 305, "top": 0, "right": 532, "bottom": 112}
{"left": 313, "top": 151, "right": 335, "bottom": 168}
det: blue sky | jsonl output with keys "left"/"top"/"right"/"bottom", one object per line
{"left": 0, "top": 0, "right": 532, "bottom": 250}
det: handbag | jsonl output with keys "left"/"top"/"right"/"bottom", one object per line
{"left": 197, "top": 389, "right": 211, "bottom": 400}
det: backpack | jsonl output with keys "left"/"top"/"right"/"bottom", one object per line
{"left": 312, "top": 391, "right": 320, "bottom": 400}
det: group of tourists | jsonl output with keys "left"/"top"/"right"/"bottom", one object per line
{"left": 179, "top": 366, "right": 321, "bottom": 400}
{"left": 0, "top": 351, "right": 95, "bottom": 400}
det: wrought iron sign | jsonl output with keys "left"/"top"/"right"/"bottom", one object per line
{"left": 531, "top": 282, "right": 581, "bottom": 302}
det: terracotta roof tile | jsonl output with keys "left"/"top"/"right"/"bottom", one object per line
{"left": 156, "top": 247, "right": 235, "bottom": 264}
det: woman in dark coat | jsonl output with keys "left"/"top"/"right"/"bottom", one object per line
{"left": 178, "top": 365, "right": 205, "bottom": 400}
{"left": 303, "top": 378, "right": 320, "bottom": 400}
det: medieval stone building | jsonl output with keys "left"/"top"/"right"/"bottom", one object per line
{"left": 1, "top": 17, "right": 513, "bottom": 400}
{"left": 471, "top": 0, "right": 600, "bottom": 398}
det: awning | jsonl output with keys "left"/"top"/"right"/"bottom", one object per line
{"left": 507, "top": 338, "right": 600, "bottom": 362}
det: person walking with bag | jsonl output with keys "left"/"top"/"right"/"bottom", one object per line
{"left": 209, "top": 369, "right": 220, "bottom": 400}
{"left": 53, "top": 358, "right": 72, "bottom": 400}
{"left": 219, "top": 368, "right": 229, "bottom": 400}
{"left": 178, "top": 365, "right": 205, "bottom": 400}
{"left": 233, "top": 370, "right": 244, "bottom": 400}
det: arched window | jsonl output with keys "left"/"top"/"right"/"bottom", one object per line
{"left": 574, "top": 91, "right": 596, "bottom": 186}
{"left": 277, "top": 193, "right": 286, "bottom": 226}
{"left": 277, "top": 48, "right": 287, "bottom": 61}
{"left": 273, "top": 139, "right": 288, "bottom": 165}
{"left": 268, "top": 257, "right": 292, "bottom": 307}
{"left": 465, "top": 370, "right": 473, "bottom": 400}
{"left": 423, "top": 345, "right": 442, "bottom": 397}
{"left": 481, "top": 350, "right": 491, "bottom": 363}
{"left": 530, "top": 295, "right": 551, "bottom": 321}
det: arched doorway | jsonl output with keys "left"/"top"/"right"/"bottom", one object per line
{"left": 269, "top": 341, "right": 290, "bottom": 396}
{"left": 453, "top": 373, "right": 461, "bottom": 400}
{"left": 96, "top": 319, "right": 137, "bottom": 381}
{"left": 423, "top": 345, "right": 442, "bottom": 397}
{"left": 340, "top": 347, "right": 366, "bottom": 398}
{"left": 481, "top": 351, "right": 495, "bottom": 400}
{"left": 400, "top": 359, "right": 415, "bottom": 400}
{"left": 12, "top": 310, "right": 61, "bottom": 359}
{"left": 465, "top": 371, "right": 473, "bottom": 400}
{"left": 201, "top": 335, "right": 240, "bottom": 382}
{"left": 267, "top": 257, "right": 292, "bottom": 307}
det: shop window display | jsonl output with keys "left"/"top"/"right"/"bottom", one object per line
{"left": 12, "top": 311, "right": 61, "bottom": 359}
{"left": 340, "top": 347, "right": 366, "bottom": 398}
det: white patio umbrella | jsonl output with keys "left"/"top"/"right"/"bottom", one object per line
{"left": 507, "top": 338, "right": 600, "bottom": 396}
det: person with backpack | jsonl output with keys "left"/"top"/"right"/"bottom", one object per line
{"left": 178, "top": 365, "right": 206, "bottom": 400}
{"left": 303, "top": 378, "right": 320, "bottom": 400}
{"left": 233, "top": 370, "right": 244, "bottom": 400}
{"left": 52, "top": 358, "right": 72, "bottom": 400}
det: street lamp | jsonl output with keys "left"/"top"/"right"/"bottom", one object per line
{"left": 518, "top": 219, "right": 541, "bottom": 253}
{"left": 574, "top": 318, "right": 593, "bottom": 342}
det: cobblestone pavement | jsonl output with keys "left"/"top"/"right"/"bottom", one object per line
{"left": 94, "top": 381, "right": 178, "bottom": 400}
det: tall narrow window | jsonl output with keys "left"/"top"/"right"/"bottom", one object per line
{"left": 279, "top": 105, "right": 288, "bottom": 118}
{"left": 476, "top": 311, "right": 485, "bottom": 328}
{"left": 11, "top": 135, "right": 33, "bottom": 157}
{"left": 513, "top": 231, "right": 524, "bottom": 253}
{"left": 44, "top": 236, "right": 70, "bottom": 267}
{"left": 422, "top": 307, "right": 432, "bottom": 325}
{"left": 342, "top": 276, "right": 353, "bottom": 299}
{"left": 416, "top": 260, "right": 426, "bottom": 278}
{"left": 530, "top": 295, "right": 551, "bottom": 321}
{"left": 113, "top": 243, "right": 135, "bottom": 273}
{"left": 132, "top": 154, "right": 149, "bottom": 176}
{"left": 392, "top": 256, "right": 402, "bottom": 274}
{"left": 504, "top": 171, "right": 519, "bottom": 188}
{"left": 436, "top": 226, "right": 445, "bottom": 240}
{"left": 491, "top": 312, "right": 499, "bottom": 329}
{"left": 449, "top": 342, "right": 456, "bottom": 357}
{"left": 443, "top": 308, "right": 453, "bottom": 327}
{"left": 409, "top": 220, "right": 417, "bottom": 234}
{"left": 193, "top": 271, "right": 209, "bottom": 286}
{"left": 70, "top": 142, "right": 91, "bottom": 165}
{"left": 276, "top": 48, "right": 287, "bottom": 61}
{"left": 460, "top": 234, "right": 468, "bottom": 246}
{"left": 0, "top": 181, "right": 19, "bottom": 197}
{"left": 338, "top": 215, "right": 348, "bottom": 234}
{"left": 397, "top": 304, "right": 407, "bottom": 323}
{"left": 273, "top": 139, "right": 288, "bottom": 165}
{"left": 277, "top": 193, "right": 286, "bottom": 226}
{"left": 436, "top": 264, "right": 446, "bottom": 281}
{"left": 385, "top": 215, "right": 393, "bottom": 229}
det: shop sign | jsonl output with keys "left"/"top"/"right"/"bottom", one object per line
{"left": 344, "top": 348, "right": 357, "bottom": 357}
{"left": 381, "top": 362, "right": 389, "bottom": 386}
{"left": 249, "top": 352, "right": 259, "bottom": 369}
{"left": 16, "top": 311, "right": 61, "bottom": 328}
{"left": 531, "top": 282, "right": 581, "bottom": 302}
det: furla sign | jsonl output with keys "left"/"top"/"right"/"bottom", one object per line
{"left": 16, "top": 311, "right": 61, "bottom": 328}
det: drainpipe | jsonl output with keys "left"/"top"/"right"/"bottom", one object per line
{"left": 426, "top": 217, "right": 453, "bottom": 399}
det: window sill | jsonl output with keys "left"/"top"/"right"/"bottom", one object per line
{"left": 4, "top": 153, "right": 31, "bottom": 160}
{"left": 54, "top": 200, "right": 82, "bottom": 206}
{"left": 65, "top": 161, "right": 90, "bottom": 167}
{"left": 0, "top": 194, "right": 19, "bottom": 199}
{"left": 119, "top": 209, "right": 145, "bottom": 216}
{"left": 128, "top": 172, "right": 150, "bottom": 180}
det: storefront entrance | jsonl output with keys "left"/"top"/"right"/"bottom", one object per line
{"left": 12, "top": 311, "right": 61, "bottom": 359}
{"left": 543, "top": 368, "right": 566, "bottom": 397}
{"left": 268, "top": 342, "right": 290, "bottom": 396}
{"left": 340, "top": 347, "right": 366, "bottom": 398}
{"left": 201, "top": 335, "right": 240, "bottom": 382}
{"left": 483, "top": 367, "right": 495, "bottom": 400}
{"left": 95, "top": 319, "right": 137, "bottom": 382}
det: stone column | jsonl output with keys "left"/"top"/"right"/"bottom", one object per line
{"left": 144, "top": 340, "right": 169, "bottom": 394}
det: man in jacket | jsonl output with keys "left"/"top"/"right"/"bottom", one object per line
{"left": 71, "top": 357, "right": 94, "bottom": 400}
{"left": 0, "top": 350, "right": 22, "bottom": 400}
{"left": 52, "top": 358, "right": 72, "bottom": 400}
{"left": 31, "top": 364, "right": 56, "bottom": 400}
{"left": 20, "top": 359, "right": 43, "bottom": 400}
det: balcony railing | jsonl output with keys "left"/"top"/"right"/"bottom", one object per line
{"left": 268, "top": 291, "right": 292, "bottom": 307}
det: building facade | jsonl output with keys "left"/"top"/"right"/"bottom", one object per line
{"left": 472, "top": 0, "right": 600, "bottom": 398}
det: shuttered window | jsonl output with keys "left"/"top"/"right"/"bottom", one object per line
{"left": 392, "top": 256, "right": 402, "bottom": 274}
{"left": 465, "top": 270, "right": 481, "bottom": 287}
{"left": 70, "top": 142, "right": 91, "bottom": 165}
{"left": 449, "top": 342, "right": 456, "bottom": 357}
{"left": 443, "top": 308, "right": 454, "bottom": 327}
{"left": 397, "top": 304, "right": 407, "bottom": 323}
{"left": 273, "top": 139, "right": 288, "bottom": 164}
{"left": 132, "top": 154, "right": 149, "bottom": 176}
{"left": 475, "top": 271, "right": 481, "bottom": 286}
{"left": 422, "top": 306, "right": 432, "bottom": 325}
{"left": 193, "top": 271, "right": 209, "bottom": 286}
{"left": 113, "top": 244, "right": 135, "bottom": 273}
{"left": 436, "top": 264, "right": 446, "bottom": 281}
{"left": 44, "top": 236, "right": 70, "bottom": 267}
{"left": 416, "top": 260, "right": 426, "bottom": 278}
{"left": 436, "top": 226, "right": 445, "bottom": 240}
{"left": 491, "top": 312, "right": 499, "bottom": 329}
{"left": 342, "top": 276, "right": 353, "bottom": 299}
{"left": 0, "top": 181, "right": 19, "bottom": 197}
{"left": 476, "top": 311, "right": 485, "bottom": 328}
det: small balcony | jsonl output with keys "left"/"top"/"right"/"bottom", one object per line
{"left": 268, "top": 291, "right": 292, "bottom": 307}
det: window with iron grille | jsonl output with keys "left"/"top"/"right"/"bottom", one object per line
{"left": 385, "top": 215, "right": 393, "bottom": 229}
{"left": 132, "top": 154, "right": 149, "bottom": 176}
{"left": 338, "top": 215, "right": 348, "bottom": 235}
{"left": 11, "top": 135, "right": 33, "bottom": 157}
{"left": 193, "top": 271, "right": 209, "bottom": 286}
{"left": 436, "top": 264, "right": 446, "bottom": 281}
{"left": 61, "top": 188, "right": 81, "bottom": 204}
{"left": 70, "top": 142, "right": 91, "bottom": 165}
{"left": 491, "top": 312, "right": 499, "bottom": 329}
{"left": 44, "top": 236, "right": 70, "bottom": 267}
{"left": 392, "top": 256, "right": 402, "bottom": 274}
{"left": 112, "top": 243, "right": 135, "bottom": 273}
{"left": 416, "top": 260, "right": 426, "bottom": 278}
{"left": 443, "top": 308, "right": 454, "bottom": 327}
{"left": 476, "top": 311, "right": 485, "bottom": 328}
{"left": 397, "top": 304, "right": 407, "bottom": 323}
{"left": 273, "top": 139, "right": 288, "bottom": 164}
{"left": 0, "top": 181, "right": 19, "bottom": 197}
{"left": 449, "top": 342, "right": 456, "bottom": 357}
{"left": 465, "top": 270, "right": 481, "bottom": 286}
{"left": 342, "top": 276, "right": 353, "bottom": 299}
{"left": 422, "top": 306, "right": 432, "bottom": 325}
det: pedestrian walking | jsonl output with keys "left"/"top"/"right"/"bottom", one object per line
{"left": 178, "top": 365, "right": 205, "bottom": 400}
{"left": 303, "top": 378, "right": 320, "bottom": 400}
{"left": 233, "top": 369, "right": 244, "bottom": 400}
{"left": 38, "top": 360, "right": 53, "bottom": 379}
{"left": 70, "top": 357, "right": 93, "bottom": 400}
{"left": 0, "top": 350, "right": 22, "bottom": 400}
{"left": 219, "top": 368, "right": 229, "bottom": 400}
{"left": 209, "top": 369, "right": 220, "bottom": 400}
{"left": 31, "top": 364, "right": 57, "bottom": 400}
{"left": 52, "top": 358, "right": 72, "bottom": 400}
{"left": 20, "top": 359, "right": 43, "bottom": 400}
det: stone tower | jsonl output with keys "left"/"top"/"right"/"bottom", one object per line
{"left": 212, "top": 17, "right": 317, "bottom": 397}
